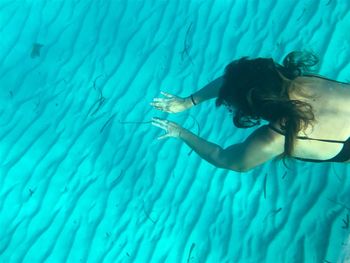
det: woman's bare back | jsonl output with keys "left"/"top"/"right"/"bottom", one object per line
{"left": 271, "top": 75, "right": 350, "bottom": 160}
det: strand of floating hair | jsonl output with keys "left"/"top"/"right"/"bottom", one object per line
{"left": 100, "top": 114, "right": 116, "bottom": 133}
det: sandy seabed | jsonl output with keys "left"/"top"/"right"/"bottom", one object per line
{"left": 0, "top": 0, "right": 350, "bottom": 262}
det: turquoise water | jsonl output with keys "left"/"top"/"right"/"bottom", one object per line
{"left": 0, "top": 0, "right": 350, "bottom": 262}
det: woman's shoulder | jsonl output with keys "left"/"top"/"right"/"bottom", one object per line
{"left": 292, "top": 74, "right": 350, "bottom": 90}
{"left": 287, "top": 74, "right": 350, "bottom": 102}
{"left": 301, "top": 74, "right": 350, "bottom": 85}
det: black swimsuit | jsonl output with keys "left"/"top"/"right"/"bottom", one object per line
{"left": 268, "top": 124, "right": 350, "bottom": 163}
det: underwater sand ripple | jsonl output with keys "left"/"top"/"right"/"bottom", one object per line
{"left": 0, "top": 0, "right": 350, "bottom": 262}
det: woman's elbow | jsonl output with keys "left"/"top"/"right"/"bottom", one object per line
{"left": 231, "top": 166, "right": 251, "bottom": 173}
{"left": 216, "top": 162, "right": 250, "bottom": 173}
{"left": 214, "top": 148, "right": 254, "bottom": 172}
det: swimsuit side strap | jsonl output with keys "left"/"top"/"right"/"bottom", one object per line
{"left": 268, "top": 124, "right": 346, "bottom": 143}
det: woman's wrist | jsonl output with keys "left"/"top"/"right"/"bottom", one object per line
{"left": 190, "top": 94, "right": 197, "bottom": 106}
{"left": 185, "top": 95, "right": 197, "bottom": 108}
{"left": 177, "top": 126, "right": 187, "bottom": 139}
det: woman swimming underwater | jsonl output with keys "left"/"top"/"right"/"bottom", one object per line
{"left": 151, "top": 51, "right": 350, "bottom": 172}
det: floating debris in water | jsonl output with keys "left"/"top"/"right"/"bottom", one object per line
{"left": 343, "top": 214, "right": 349, "bottom": 229}
{"left": 263, "top": 207, "right": 282, "bottom": 222}
{"left": 263, "top": 173, "right": 268, "bottom": 199}
{"left": 31, "top": 43, "right": 44, "bottom": 58}
{"left": 282, "top": 171, "right": 288, "bottom": 179}
{"left": 338, "top": 234, "right": 350, "bottom": 263}
{"left": 187, "top": 243, "right": 196, "bottom": 263}
{"left": 180, "top": 22, "right": 195, "bottom": 65}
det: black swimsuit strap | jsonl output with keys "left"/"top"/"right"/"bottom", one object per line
{"left": 268, "top": 124, "right": 346, "bottom": 144}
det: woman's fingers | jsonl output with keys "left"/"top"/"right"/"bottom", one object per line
{"left": 152, "top": 117, "right": 180, "bottom": 139}
{"left": 151, "top": 98, "right": 174, "bottom": 105}
{"left": 151, "top": 117, "right": 168, "bottom": 130}
{"left": 151, "top": 121, "right": 165, "bottom": 130}
{"left": 152, "top": 98, "right": 166, "bottom": 102}
{"left": 152, "top": 117, "right": 167, "bottom": 125}
{"left": 151, "top": 99, "right": 168, "bottom": 107}
{"left": 151, "top": 93, "right": 180, "bottom": 113}
{"left": 150, "top": 102, "right": 174, "bottom": 113}
{"left": 150, "top": 101, "right": 157, "bottom": 107}
{"left": 152, "top": 118, "right": 170, "bottom": 139}
{"left": 157, "top": 134, "right": 169, "bottom": 140}
{"left": 150, "top": 101, "right": 163, "bottom": 110}
{"left": 161, "top": 91, "right": 174, "bottom": 98}
{"left": 150, "top": 100, "right": 166, "bottom": 106}
{"left": 151, "top": 105, "right": 169, "bottom": 113}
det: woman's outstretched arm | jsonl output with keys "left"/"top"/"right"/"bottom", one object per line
{"left": 152, "top": 118, "right": 284, "bottom": 172}
{"left": 151, "top": 76, "right": 223, "bottom": 113}
{"left": 188, "top": 76, "right": 223, "bottom": 105}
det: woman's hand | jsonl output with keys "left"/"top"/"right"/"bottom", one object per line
{"left": 151, "top": 117, "right": 184, "bottom": 140}
{"left": 150, "top": 91, "right": 193, "bottom": 113}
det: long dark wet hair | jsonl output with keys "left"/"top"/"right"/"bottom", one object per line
{"left": 215, "top": 51, "right": 319, "bottom": 159}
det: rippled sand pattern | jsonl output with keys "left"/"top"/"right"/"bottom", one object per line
{"left": 0, "top": 0, "right": 350, "bottom": 262}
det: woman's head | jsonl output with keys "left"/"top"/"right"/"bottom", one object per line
{"left": 216, "top": 57, "right": 286, "bottom": 126}
{"left": 216, "top": 51, "right": 319, "bottom": 157}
